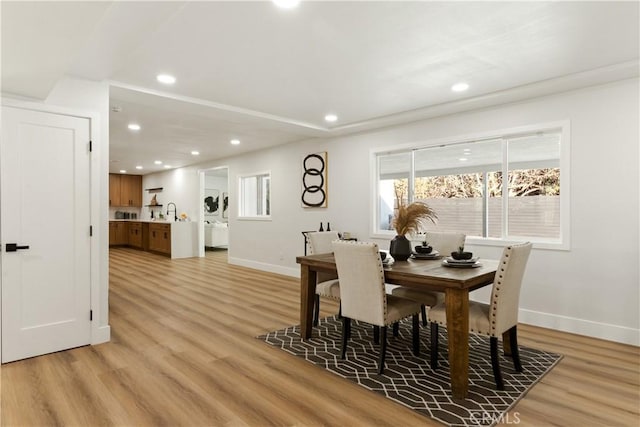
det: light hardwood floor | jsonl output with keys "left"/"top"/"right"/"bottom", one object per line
{"left": 1, "top": 248, "right": 638, "bottom": 426}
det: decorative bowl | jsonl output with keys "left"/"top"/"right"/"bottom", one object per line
{"left": 451, "top": 251, "right": 473, "bottom": 260}
{"left": 415, "top": 245, "right": 433, "bottom": 254}
{"left": 379, "top": 251, "right": 387, "bottom": 261}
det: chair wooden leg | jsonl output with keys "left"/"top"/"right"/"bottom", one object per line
{"left": 430, "top": 322, "right": 439, "bottom": 369}
{"left": 313, "top": 294, "right": 320, "bottom": 326}
{"left": 490, "top": 336, "right": 505, "bottom": 390}
{"left": 509, "top": 326, "right": 522, "bottom": 372}
{"left": 421, "top": 305, "right": 428, "bottom": 326}
{"left": 392, "top": 322, "right": 399, "bottom": 337}
{"left": 378, "top": 326, "right": 388, "bottom": 374}
{"left": 341, "top": 317, "right": 350, "bottom": 359}
{"left": 412, "top": 314, "right": 420, "bottom": 356}
{"left": 373, "top": 326, "right": 380, "bottom": 344}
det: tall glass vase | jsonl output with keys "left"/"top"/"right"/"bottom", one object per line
{"left": 389, "top": 235, "right": 412, "bottom": 261}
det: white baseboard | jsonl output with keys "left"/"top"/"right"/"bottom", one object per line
{"left": 519, "top": 308, "right": 639, "bottom": 346}
{"left": 91, "top": 325, "right": 111, "bottom": 345}
{"left": 228, "top": 257, "right": 299, "bottom": 278}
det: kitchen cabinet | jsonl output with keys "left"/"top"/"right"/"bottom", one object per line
{"left": 109, "top": 221, "right": 129, "bottom": 246}
{"left": 109, "top": 174, "right": 121, "bottom": 206}
{"left": 121, "top": 174, "right": 142, "bottom": 207}
{"left": 109, "top": 173, "right": 142, "bottom": 207}
{"left": 148, "top": 223, "right": 171, "bottom": 255}
{"left": 128, "top": 222, "right": 143, "bottom": 248}
{"left": 109, "top": 221, "right": 196, "bottom": 258}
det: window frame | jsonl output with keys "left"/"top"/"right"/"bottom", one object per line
{"left": 370, "top": 121, "right": 571, "bottom": 250}
{"left": 237, "top": 170, "right": 272, "bottom": 221}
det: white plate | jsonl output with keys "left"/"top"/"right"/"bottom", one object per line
{"left": 442, "top": 260, "right": 482, "bottom": 268}
{"left": 411, "top": 252, "right": 440, "bottom": 260}
{"left": 445, "top": 256, "right": 479, "bottom": 264}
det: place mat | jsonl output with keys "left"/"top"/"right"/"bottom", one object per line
{"left": 258, "top": 316, "right": 562, "bottom": 427}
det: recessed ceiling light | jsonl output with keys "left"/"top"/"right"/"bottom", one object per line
{"left": 164, "top": 165, "right": 171, "bottom": 169}
{"left": 451, "top": 82, "right": 469, "bottom": 92}
{"left": 135, "top": 165, "right": 143, "bottom": 170}
{"left": 272, "top": 0, "right": 300, "bottom": 9}
{"left": 191, "top": 151, "right": 200, "bottom": 156}
{"left": 459, "top": 158, "right": 468, "bottom": 162}
{"left": 324, "top": 114, "right": 338, "bottom": 122}
{"left": 157, "top": 74, "right": 176, "bottom": 85}
{"left": 230, "top": 139, "right": 240, "bottom": 145}
{"left": 128, "top": 123, "right": 141, "bottom": 131}
{"left": 119, "top": 169, "right": 127, "bottom": 173}
{"left": 154, "top": 160, "right": 162, "bottom": 165}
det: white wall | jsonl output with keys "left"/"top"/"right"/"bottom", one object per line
{"left": 143, "top": 78, "right": 639, "bottom": 345}
{"left": 141, "top": 168, "right": 200, "bottom": 221}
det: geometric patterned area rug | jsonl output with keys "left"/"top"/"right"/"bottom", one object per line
{"left": 258, "top": 316, "right": 562, "bottom": 427}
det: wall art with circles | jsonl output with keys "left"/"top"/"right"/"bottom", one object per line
{"left": 301, "top": 151, "right": 328, "bottom": 208}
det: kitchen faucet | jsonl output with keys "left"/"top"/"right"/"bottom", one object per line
{"left": 166, "top": 202, "right": 178, "bottom": 222}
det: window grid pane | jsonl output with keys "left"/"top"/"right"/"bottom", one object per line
{"left": 375, "top": 128, "right": 562, "bottom": 243}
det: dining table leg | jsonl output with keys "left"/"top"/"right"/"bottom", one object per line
{"left": 445, "top": 287, "right": 470, "bottom": 399}
{"left": 300, "top": 265, "right": 317, "bottom": 340}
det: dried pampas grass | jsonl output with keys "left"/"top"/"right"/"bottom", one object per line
{"left": 392, "top": 201, "right": 437, "bottom": 236}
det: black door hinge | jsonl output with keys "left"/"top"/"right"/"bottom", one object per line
{"left": 90, "top": 225, "right": 93, "bottom": 236}
{"left": 90, "top": 310, "right": 93, "bottom": 321}
{"left": 89, "top": 140, "right": 93, "bottom": 152}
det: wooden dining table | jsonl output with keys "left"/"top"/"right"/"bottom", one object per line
{"left": 295, "top": 253, "right": 499, "bottom": 399}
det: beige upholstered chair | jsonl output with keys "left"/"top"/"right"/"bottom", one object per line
{"left": 332, "top": 240, "right": 421, "bottom": 374}
{"left": 307, "top": 231, "right": 341, "bottom": 326}
{"left": 428, "top": 242, "right": 532, "bottom": 390}
{"left": 391, "top": 231, "right": 466, "bottom": 325}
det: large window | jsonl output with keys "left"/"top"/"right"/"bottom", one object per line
{"left": 239, "top": 172, "right": 271, "bottom": 219}
{"left": 375, "top": 124, "right": 567, "bottom": 246}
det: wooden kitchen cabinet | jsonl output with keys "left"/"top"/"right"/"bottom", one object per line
{"left": 109, "top": 221, "right": 129, "bottom": 246}
{"left": 128, "top": 222, "right": 143, "bottom": 248}
{"left": 109, "top": 174, "right": 121, "bottom": 207}
{"left": 148, "top": 223, "right": 171, "bottom": 255}
{"left": 109, "top": 173, "right": 142, "bottom": 207}
{"left": 121, "top": 174, "right": 142, "bottom": 207}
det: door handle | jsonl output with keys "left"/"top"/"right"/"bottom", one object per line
{"left": 6, "top": 243, "right": 30, "bottom": 252}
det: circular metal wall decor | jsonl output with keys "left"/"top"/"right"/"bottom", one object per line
{"left": 302, "top": 152, "right": 328, "bottom": 208}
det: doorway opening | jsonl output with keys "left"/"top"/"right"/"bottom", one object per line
{"left": 199, "top": 167, "right": 229, "bottom": 257}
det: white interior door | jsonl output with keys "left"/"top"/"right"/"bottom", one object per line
{"left": 1, "top": 106, "right": 92, "bottom": 363}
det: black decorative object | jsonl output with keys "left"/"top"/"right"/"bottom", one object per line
{"left": 302, "top": 152, "right": 328, "bottom": 208}
{"left": 451, "top": 251, "right": 473, "bottom": 260}
{"left": 451, "top": 245, "right": 473, "bottom": 260}
{"left": 389, "top": 235, "right": 412, "bottom": 261}
{"left": 327, "top": 222, "right": 331, "bottom": 231}
{"left": 415, "top": 245, "right": 433, "bottom": 254}
{"left": 319, "top": 222, "right": 324, "bottom": 232}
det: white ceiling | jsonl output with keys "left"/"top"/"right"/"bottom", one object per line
{"left": 2, "top": 1, "right": 638, "bottom": 174}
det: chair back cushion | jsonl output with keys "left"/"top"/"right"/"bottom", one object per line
{"left": 425, "top": 231, "right": 466, "bottom": 255}
{"left": 490, "top": 242, "right": 532, "bottom": 334}
{"left": 332, "top": 241, "right": 387, "bottom": 326}
{"left": 309, "top": 231, "right": 340, "bottom": 283}
{"left": 308, "top": 231, "right": 340, "bottom": 254}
